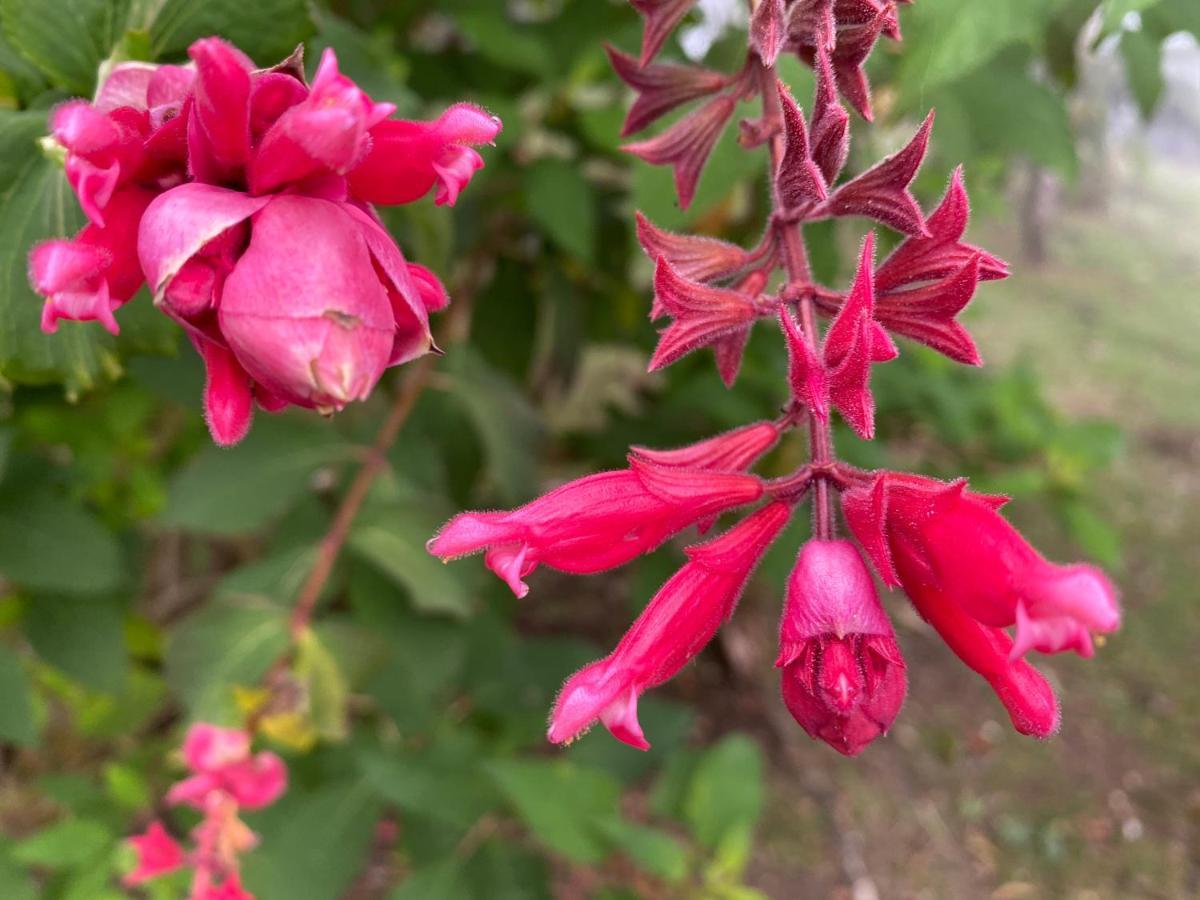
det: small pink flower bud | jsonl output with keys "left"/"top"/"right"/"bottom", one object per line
{"left": 548, "top": 502, "right": 791, "bottom": 749}
{"left": 750, "top": 0, "right": 787, "bottom": 67}
{"left": 607, "top": 46, "right": 727, "bottom": 137}
{"left": 776, "top": 540, "right": 906, "bottom": 756}
{"left": 808, "top": 47, "right": 850, "bottom": 187}
{"left": 624, "top": 93, "right": 738, "bottom": 210}
{"left": 775, "top": 81, "right": 828, "bottom": 209}
{"left": 649, "top": 256, "right": 761, "bottom": 372}
{"left": 631, "top": 419, "right": 783, "bottom": 472}
{"left": 428, "top": 459, "right": 764, "bottom": 597}
{"left": 824, "top": 111, "right": 934, "bottom": 235}
{"left": 124, "top": 821, "right": 186, "bottom": 886}
{"left": 187, "top": 38, "right": 255, "bottom": 181}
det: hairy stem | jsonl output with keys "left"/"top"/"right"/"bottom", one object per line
{"left": 760, "top": 62, "right": 836, "bottom": 539}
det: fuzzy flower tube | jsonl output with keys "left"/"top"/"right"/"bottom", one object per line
{"left": 432, "top": 0, "right": 1120, "bottom": 756}
{"left": 29, "top": 40, "right": 500, "bottom": 445}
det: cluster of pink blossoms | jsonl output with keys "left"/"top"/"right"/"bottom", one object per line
{"left": 29, "top": 39, "right": 499, "bottom": 445}
{"left": 431, "top": 0, "right": 1121, "bottom": 756}
{"left": 125, "top": 724, "right": 286, "bottom": 899}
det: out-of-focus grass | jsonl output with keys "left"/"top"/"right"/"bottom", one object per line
{"left": 747, "top": 164, "right": 1200, "bottom": 899}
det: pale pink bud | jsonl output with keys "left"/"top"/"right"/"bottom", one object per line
{"left": 624, "top": 93, "right": 737, "bottom": 210}
{"left": 124, "top": 821, "right": 186, "bottom": 886}
{"left": 777, "top": 540, "right": 906, "bottom": 755}
{"left": 548, "top": 502, "right": 791, "bottom": 749}
{"left": 428, "top": 460, "right": 764, "bottom": 597}
{"left": 347, "top": 103, "right": 501, "bottom": 207}
{"left": 824, "top": 112, "right": 933, "bottom": 235}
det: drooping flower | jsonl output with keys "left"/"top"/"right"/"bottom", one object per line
{"left": 428, "top": 458, "right": 764, "bottom": 597}
{"left": 29, "top": 39, "right": 499, "bottom": 446}
{"left": 777, "top": 540, "right": 907, "bottom": 755}
{"left": 548, "top": 501, "right": 791, "bottom": 749}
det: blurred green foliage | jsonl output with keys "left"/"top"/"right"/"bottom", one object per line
{"left": 0, "top": 0, "right": 1189, "bottom": 896}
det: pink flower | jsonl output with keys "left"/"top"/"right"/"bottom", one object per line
{"left": 775, "top": 80, "right": 827, "bottom": 209}
{"left": 843, "top": 473, "right": 1120, "bottom": 734}
{"left": 428, "top": 459, "right": 764, "bottom": 597}
{"left": 548, "top": 502, "right": 791, "bottom": 749}
{"left": 124, "top": 821, "right": 186, "bottom": 886}
{"left": 776, "top": 540, "right": 906, "bottom": 756}
{"left": 29, "top": 40, "right": 497, "bottom": 445}
{"left": 167, "top": 723, "right": 287, "bottom": 811}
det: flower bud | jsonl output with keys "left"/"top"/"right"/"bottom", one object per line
{"left": 777, "top": 540, "right": 906, "bottom": 755}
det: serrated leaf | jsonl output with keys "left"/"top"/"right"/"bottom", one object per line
{"left": 683, "top": 734, "right": 763, "bottom": 850}
{"left": 0, "top": 642, "right": 35, "bottom": 745}
{"left": 159, "top": 416, "right": 350, "bottom": 535}
{"left": 144, "top": 0, "right": 312, "bottom": 66}
{"left": 164, "top": 595, "right": 288, "bottom": 721}
{"left": 0, "top": 486, "right": 121, "bottom": 594}
{"left": 0, "top": 0, "right": 130, "bottom": 94}
{"left": 349, "top": 503, "right": 475, "bottom": 617}
{"left": 487, "top": 759, "right": 621, "bottom": 864}
{"left": 525, "top": 159, "right": 595, "bottom": 262}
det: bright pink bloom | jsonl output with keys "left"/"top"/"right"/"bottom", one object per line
{"left": 347, "top": 103, "right": 501, "bottom": 206}
{"left": 124, "top": 821, "right": 186, "bottom": 886}
{"left": 428, "top": 459, "right": 763, "bottom": 597}
{"left": 777, "top": 540, "right": 906, "bottom": 755}
{"left": 843, "top": 473, "right": 1120, "bottom": 733}
{"left": 167, "top": 723, "right": 287, "bottom": 811}
{"left": 624, "top": 93, "right": 738, "bottom": 210}
{"left": 607, "top": 46, "right": 727, "bottom": 137}
{"left": 548, "top": 502, "right": 791, "bottom": 749}
{"left": 823, "top": 112, "right": 933, "bottom": 235}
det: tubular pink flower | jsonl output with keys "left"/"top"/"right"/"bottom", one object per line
{"left": 347, "top": 103, "right": 501, "bottom": 207}
{"left": 124, "top": 821, "right": 186, "bottom": 886}
{"left": 777, "top": 540, "right": 906, "bottom": 755}
{"left": 428, "top": 460, "right": 764, "bottom": 597}
{"left": 548, "top": 501, "right": 791, "bottom": 749}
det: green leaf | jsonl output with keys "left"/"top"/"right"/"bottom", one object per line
{"left": 164, "top": 595, "right": 288, "bottom": 721}
{"left": 349, "top": 502, "right": 475, "bottom": 618}
{"left": 390, "top": 856, "right": 468, "bottom": 900}
{"left": 487, "top": 759, "right": 621, "bottom": 864}
{"left": 446, "top": 348, "right": 546, "bottom": 502}
{"left": 0, "top": 0, "right": 129, "bottom": 94}
{"left": 525, "top": 159, "right": 596, "bottom": 263}
{"left": 358, "top": 742, "right": 498, "bottom": 828}
{"left": 159, "top": 415, "right": 350, "bottom": 535}
{"left": 143, "top": 0, "right": 312, "bottom": 66}
{"left": 0, "top": 486, "right": 121, "bottom": 594}
{"left": 0, "top": 852, "right": 36, "bottom": 900}
{"left": 597, "top": 818, "right": 689, "bottom": 882}
{"left": 451, "top": 9, "right": 553, "bottom": 77}
{"left": 293, "top": 628, "right": 349, "bottom": 741}
{"left": 1120, "top": 26, "right": 1164, "bottom": 119}
{"left": 683, "top": 734, "right": 764, "bottom": 850}
{"left": 462, "top": 839, "right": 551, "bottom": 900}
{"left": 0, "top": 642, "right": 35, "bottom": 745}
{"left": 11, "top": 818, "right": 112, "bottom": 869}
{"left": 25, "top": 594, "right": 127, "bottom": 694}
{"left": 241, "top": 780, "right": 381, "bottom": 900}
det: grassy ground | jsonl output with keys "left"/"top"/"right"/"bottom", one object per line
{"left": 739, "top": 161, "right": 1200, "bottom": 899}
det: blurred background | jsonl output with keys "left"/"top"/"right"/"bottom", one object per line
{"left": 0, "top": 1, "right": 1198, "bottom": 897}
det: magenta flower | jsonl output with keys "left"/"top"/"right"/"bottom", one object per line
{"left": 429, "top": 458, "right": 763, "bottom": 597}
{"left": 777, "top": 540, "right": 907, "bottom": 756}
{"left": 29, "top": 38, "right": 499, "bottom": 445}
{"left": 166, "top": 723, "right": 286, "bottom": 811}
{"left": 125, "top": 821, "right": 186, "bottom": 886}
{"left": 549, "top": 502, "right": 792, "bottom": 749}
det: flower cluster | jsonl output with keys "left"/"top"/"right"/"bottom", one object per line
{"left": 125, "top": 724, "right": 287, "bottom": 899}
{"left": 432, "top": 0, "right": 1120, "bottom": 756}
{"left": 29, "top": 39, "right": 499, "bottom": 445}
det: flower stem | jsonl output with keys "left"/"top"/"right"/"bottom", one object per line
{"left": 760, "top": 62, "right": 836, "bottom": 539}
